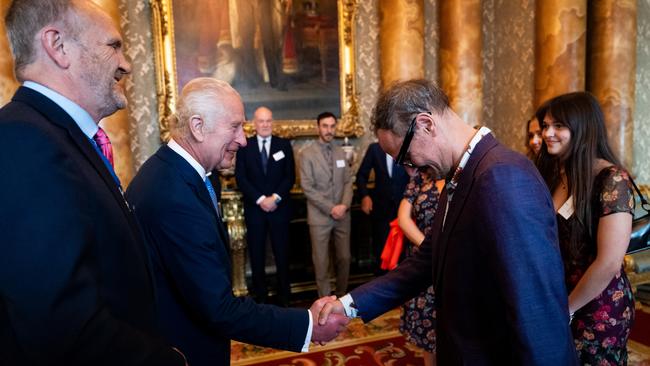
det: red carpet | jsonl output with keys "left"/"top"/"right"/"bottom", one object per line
{"left": 236, "top": 335, "right": 421, "bottom": 366}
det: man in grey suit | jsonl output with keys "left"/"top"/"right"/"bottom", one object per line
{"left": 299, "top": 112, "right": 353, "bottom": 297}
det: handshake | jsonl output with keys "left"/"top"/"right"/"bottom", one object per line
{"left": 308, "top": 296, "right": 350, "bottom": 345}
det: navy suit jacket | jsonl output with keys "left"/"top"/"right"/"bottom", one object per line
{"left": 0, "top": 87, "right": 182, "bottom": 365}
{"left": 356, "top": 142, "right": 409, "bottom": 219}
{"left": 350, "top": 135, "right": 578, "bottom": 365}
{"left": 126, "top": 145, "right": 309, "bottom": 366}
{"left": 235, "top": 135, "right": 295, "bottom": 220}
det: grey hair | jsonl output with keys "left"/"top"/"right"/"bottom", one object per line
{"left": 171, "top": 77, "right": 240, "bottom": 138}
{"left": 371, "top": 79, "right": 450, "bottom": 137}
{"left": 4, "top": 0, "right": 83, "bottom": 80}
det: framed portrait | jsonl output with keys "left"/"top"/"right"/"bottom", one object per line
{"left": 151, "top": 0, "right": 363, "bottom": 140}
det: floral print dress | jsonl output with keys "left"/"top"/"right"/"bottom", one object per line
{"left": 558, "top": 166, "right": 635, "bottom": 365}
{"left": 399, "top": 170, "right": 439, "bottom": 353}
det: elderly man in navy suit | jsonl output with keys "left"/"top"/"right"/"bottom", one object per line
{"left": 127, "top": 77, "right": 349, "bottom": 366}
{"left": 356, "top": 142, "right": 409, "bottom": 272}
{"left": 0, "top": 1, "right": 185, "bottom": 364}
{"left": 319, "top": 79, "right": 578, "bottom": 365}
{"left": 236, "top": 106, "right": 295, "bottom": 306}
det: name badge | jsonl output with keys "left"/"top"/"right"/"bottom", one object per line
{"left": 558, "top": 195, "right": 575, "bottom": 219}
{"left": 336, "top": 159, "right": 346, "bottom": 168}
{"left": 273, "top": 151, "right": 285, "bottom": 161}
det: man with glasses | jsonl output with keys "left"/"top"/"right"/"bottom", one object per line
{"left": 318, "top": 80, "right": 578, "bottom": 365}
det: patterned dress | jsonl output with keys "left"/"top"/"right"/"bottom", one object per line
{"left": 399, "top": 170, "right": 439, "bottom": 353}
{"left": 558, "top": 166, "right": 635, "bottom": 365}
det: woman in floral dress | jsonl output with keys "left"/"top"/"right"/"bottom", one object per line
{"left": 535, "top": 92, "right": 635, "bottom": 365}
{"left": 397, "top": 168, "right": 441, "bottom": 366}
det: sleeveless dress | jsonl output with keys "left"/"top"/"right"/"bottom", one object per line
{"left": 398, "top": 171, "right": 439, "bottom": 353}
{"left": 558, "top": 166, "right": 635, "bottom": 365}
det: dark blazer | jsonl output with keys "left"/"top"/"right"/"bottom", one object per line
{"left": 356, "top": 142, "right": 409, "bottom": 219}
{"left": 349, "top": 135, "right": 578, "bottom": 365}
{"left": 235, "top": 135, "right": 295, "bottom": 220}
{"left": 126, "top": 145, "right": 309, "bottom": 366}
{"left": 0, "top": 87, "right": 182, "bottom": 365}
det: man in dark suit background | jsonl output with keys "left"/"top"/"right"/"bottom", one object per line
{"left": 319, "top": 79, "right": 578, "bottom": 365}
{"left": 356, "top": 142, "right": 409, "bottom": 272}
{"left": 0, "top": 1, "right": 185, "bottom": 365}
{"left": 236, "top": 106, "right": 295, "bottom": 306}
{"left": 126, "top": 77, "right": 349, "bottom": 366}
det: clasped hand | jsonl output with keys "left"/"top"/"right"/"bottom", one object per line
{"left": 309, "top": 296, "right": 350, "bottom": 345}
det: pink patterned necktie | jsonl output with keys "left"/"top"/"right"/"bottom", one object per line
{"left": 93, "top": 127, "right": 114, "bottom": 167}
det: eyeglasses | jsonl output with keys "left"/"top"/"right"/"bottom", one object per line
{"left": 395, "top": 115, "right": 419, "bottom": 168}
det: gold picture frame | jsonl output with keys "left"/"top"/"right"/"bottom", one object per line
{"left": 151, "top": 0, "right": 363, "bottom": 141}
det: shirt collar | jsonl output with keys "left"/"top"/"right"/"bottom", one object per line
{"left": 23, "top": 81, "right": 98, "bottom": 140}
{"left": 446, "top": 126, "right": 492, "bottom": 195}
{"left": 168, "top": 138, "right": 207, "bottom": 181}
{"left": 256, "top": 134, "right": 272, "bottom": 148}
{"left": 318, "top": 139, "right": 332, "bottom": 149}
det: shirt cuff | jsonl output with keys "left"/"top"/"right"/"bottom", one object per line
{"left": 302, "top": 309, "right": 314, "bottom": 352}
{"left": 272, "top": 193, "right": 282, "bottom": 201}
{"left": 339, "top": 294, "right": 358, "bottom": 318}
{"left": 256, "top": 195, "right": 266, "bottom": 205}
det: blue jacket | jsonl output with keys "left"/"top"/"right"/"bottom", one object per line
{"left": 350, "top": 135, "right": 578, "bottom": 365}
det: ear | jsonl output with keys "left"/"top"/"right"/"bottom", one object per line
{"left": 415, "top": 112, "right": 435, "bottom": 136}
{"left": 189, "top": 115, "right": 206, "bottom": 142}
{"left": 41, "top": 27, "right": 71, "bottom": 69}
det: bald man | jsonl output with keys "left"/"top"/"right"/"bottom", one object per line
{"left": 235, "top": 106, "right": 296, "bottom": 306}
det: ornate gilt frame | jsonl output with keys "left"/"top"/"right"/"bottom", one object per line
{"left": 151, "top": 0, "right": 363, "bottom": 141}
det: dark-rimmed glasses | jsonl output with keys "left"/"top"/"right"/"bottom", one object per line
{"left": 395, "top": 115, "right": 419, "bottom": 168}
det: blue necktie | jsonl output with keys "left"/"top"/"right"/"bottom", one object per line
{"left": 261, "top": 139, "right": 269, "bottom": 174}
{"left": 204, "top": 177, "right": 220, "bottom": 217}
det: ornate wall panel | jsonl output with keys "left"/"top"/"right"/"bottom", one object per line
{"left": 351, "top": 0, "right": 382, "bottom": 163}
{"left": 423, "top": 0, "right": 438, "bottom": 83}
{"left": 481, "top": 0, "right": 536, "bottom": 153}
{"left": 121, "top": 0, "right": 162, "bottom": 171}
{"left": 634, "top": 0, "right": 650, "bottom": 183}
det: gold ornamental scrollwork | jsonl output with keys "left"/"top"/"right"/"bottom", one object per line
{"left": 151, "top": 0, "right": 363, "bottom": 140}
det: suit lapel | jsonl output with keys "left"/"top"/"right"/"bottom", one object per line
{"left": 249, "top": 136, "right": 264, "bottom": 173}
{"left": 13, "top": 87, "right": 135, "bottom": 226}
{"left": 313, "top": 143, "right": 333, "bottom": 180}
{"left": 433, "top": 135, "right": 499, "bottom": 292}
{"left": 158, "top": 146, "right": 230, "bottom": 248}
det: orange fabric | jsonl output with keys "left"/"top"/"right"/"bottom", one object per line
{"left": 380, "top": 219, "right": 404, "bottom": 270}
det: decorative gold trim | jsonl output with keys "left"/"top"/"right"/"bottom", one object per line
{"left": 151, "top": 0, "right": 363, "bottom": 140}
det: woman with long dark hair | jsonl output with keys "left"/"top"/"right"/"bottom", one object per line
{"left": 535, "top": 92, "right": 635, "bottom": 365}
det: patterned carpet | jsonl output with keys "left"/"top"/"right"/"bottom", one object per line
{"left": 231, "top": 309, "right": 413, "bottom": 365}
{"left": 231, "top": 305, "right": 650, "bottom": 365}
